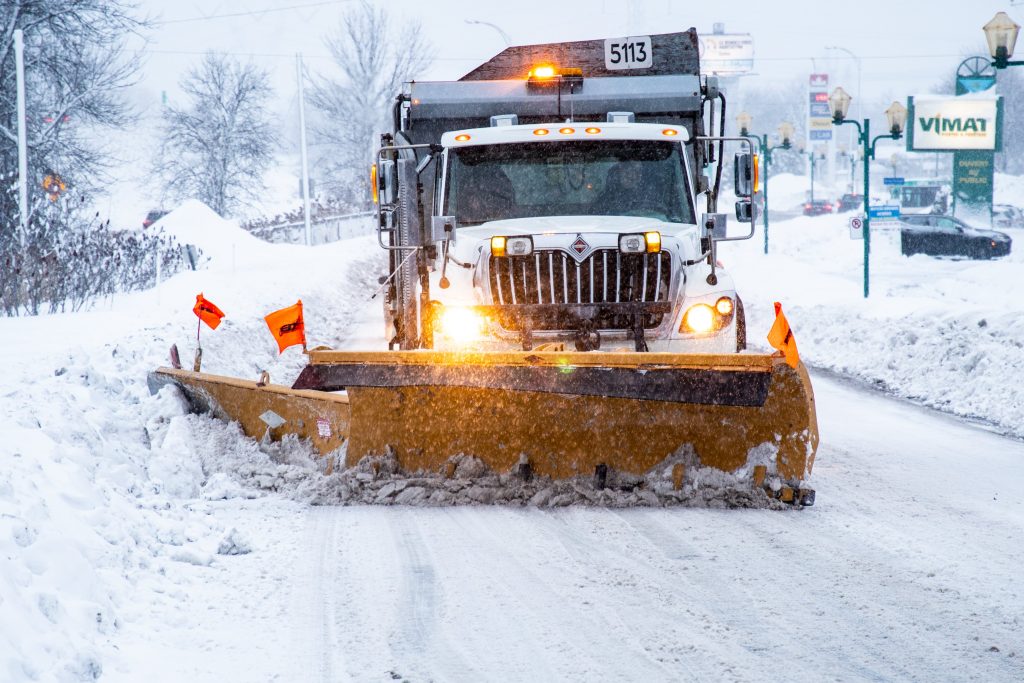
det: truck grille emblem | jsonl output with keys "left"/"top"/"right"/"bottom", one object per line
{"left": 571, "top": 235, "right": 590, "bottom": 256}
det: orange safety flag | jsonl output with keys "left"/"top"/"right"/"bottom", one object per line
{"left": 767, "top": 301, "right": 800, "bottom": 369}
{"left": 264, "top": 300, "right": 306, "bottom": 353}
{"left": 193, "top": 293, "right": 225, "bottom": 330}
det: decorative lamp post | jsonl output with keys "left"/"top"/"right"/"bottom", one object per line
{"left": 830, "top": 89, "right": 906, "bottom": 298}
{"left": 984, "top": 11, "right": 1022, "bottom": 68}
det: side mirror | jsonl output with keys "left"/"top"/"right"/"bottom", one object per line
{"left": 379, "top": 159, "right": 397, "bottom": 205}
{"left": 431, "top": 215, "right": 456, "bottom": 242}
{"left": 735, "top": 200, "right": 753, "bottom": 223}
{"left": 734, "top": 152, "right": 755, "bottom": 197}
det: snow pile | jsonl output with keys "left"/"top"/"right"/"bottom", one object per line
{"left": 0, "top": 208, "right": 382, "bottom": 680}
{"left": 151, "top": 199, "right": 269, "bottom": 265}
{"left": 728, "top": 211, "right": 1024, "bottom": 437}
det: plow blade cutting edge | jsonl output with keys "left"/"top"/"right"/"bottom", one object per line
{"left": 148, "top": 350, "right": 819, "bottom": 504}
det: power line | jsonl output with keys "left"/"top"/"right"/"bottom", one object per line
{"left": 156, "top": 0, "right": 351, "bottom": 26}
{"left": 142, "top": 48, "right": 482, "bottom": 62}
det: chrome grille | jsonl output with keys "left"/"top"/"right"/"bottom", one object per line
{"left": 488, "top": 248, "right": 672, "bottom": 330}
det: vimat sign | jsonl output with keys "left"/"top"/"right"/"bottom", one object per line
{"left": 907, "top": 96, "right": 1002, "bottom": 152}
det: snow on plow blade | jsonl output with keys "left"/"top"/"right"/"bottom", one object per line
{"left": 149, "top": 351, "right": 818, "bottom": 505}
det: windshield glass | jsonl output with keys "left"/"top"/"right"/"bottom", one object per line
{"left": 446, "top": 140, "right": 693, "bottom": 226}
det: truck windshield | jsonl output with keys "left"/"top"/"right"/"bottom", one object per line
{"left": 447, "top": 140, "right": 694, "bottom": 226}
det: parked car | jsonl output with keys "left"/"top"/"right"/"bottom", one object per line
{"left": 142, "top": 209, "right": 168, "bottom": 229}
{"left": 837, "top": 193, "right": 863, "bottom": 212}
{"left": 992, "top": 203, "right": 1024, "bottom": 230}
{"left": 899, "top": 214, "right": 1012, "bottom": 259}
{"left": 803, "top": 199, "right": 834, "bottom": 216}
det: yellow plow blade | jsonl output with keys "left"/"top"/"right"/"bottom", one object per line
{"left": 149, "top": 350, "right": 818, "bottom": 504}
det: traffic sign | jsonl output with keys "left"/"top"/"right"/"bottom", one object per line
{"left": 809, "top": 129, "right": 832, "bottom": 140}
{"left": 868, "top": 205, "right": 900, "bottom": 219}
{"left": 849, "top": 215, "right": 864, "bottom": 240}
{"left": 883, "top": 177, "right": 905, "bottom": 186}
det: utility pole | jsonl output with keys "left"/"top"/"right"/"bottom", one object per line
{"left": 296, "top": 53, "right": 313, "bottom": 247}
{"left": 15, "top": 29, "right": 28, "bottom": 241}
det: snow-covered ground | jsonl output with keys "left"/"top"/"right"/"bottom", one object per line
{"left": 3, "top": 190, "right": 1024, "bottom": 681}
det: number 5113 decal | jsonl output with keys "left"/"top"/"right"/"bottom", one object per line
{"left": 604, "top": 36, "right": 653, "bottom": 70}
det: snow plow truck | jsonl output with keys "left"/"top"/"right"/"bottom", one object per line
{"left": 150, "top": 30, "right": 819, "bottom": 506}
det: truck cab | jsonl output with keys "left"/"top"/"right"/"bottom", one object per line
{"left": 375, "top": 31, "right": 756, "bottom": 353}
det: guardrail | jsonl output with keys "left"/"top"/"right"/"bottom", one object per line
{"left": 248, "top": 211, "right": 375, "bottom": 245}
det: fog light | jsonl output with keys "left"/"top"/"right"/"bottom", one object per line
{"left": 715, "top": 297, "right": 734, "bottom": 316}
{"left": 682, "top": 304, "right": 716, "bottom": 334}
{"left": 437, "top": 307, "right": 485, "bottom": 344}
{"left": 491, "top": 236, "right": 507, "bottom": 257}
{"left": 506, "top": 236, "right": 533, "bottom": 256}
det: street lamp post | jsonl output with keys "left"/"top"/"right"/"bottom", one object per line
{"left": 984, "top": 11, "right": 1023, "bottom": 68}
{"left": 829, "top": 87, "right": 908, "bottom": 298}
{"left": 737, "top": 112, "right": 793, "bottom": 255}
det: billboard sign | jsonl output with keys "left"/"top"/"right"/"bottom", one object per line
{"left": 809, "top": 73, "right": 829, "bottom": 89}
{"left": 698, "top": 33, "right": 754, "bottom": 75}
{"left": 907, "top": 96, "right": 1002, "bottom": 152}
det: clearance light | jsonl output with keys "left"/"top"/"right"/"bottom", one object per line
{"left": 644, "top": 231, "right": 661, "bottom": 253}
{"left": 533, "top": 128, "right": 550, "bottom": 136}
{"left": 585, "top": 127, "right": 601, "bottom": 134}
{"left": 559, "top": 127, "right": 575, "bottom": 134}
{"left": 370, "top": 164, "right": 378, "bottom": 204}
{"left": 752, "top": 154, "right": 760, "bottom": 193}
{"left": 437, "top": 307, "right": 485, "bottom": 344}
{"left": 682, "top": 304, "right": 715, "bottom": 334}
{"left": 490, "top": 236, "right": 507, "bottom": 257}
{"left": 662, "top": 128, "right": 679, "bottom": 136}
{"left": 454, "top": 134, "right": 471, "bottom": 142}
{"left": 715, "top": 297, "right": 734, "bottom": 316}
{"left": 530, "top": 65, "right": 557, "bottom": 79}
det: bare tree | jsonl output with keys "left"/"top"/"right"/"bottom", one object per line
{"left": 155, "top": 53, "right": 277, "bottom": 217}
{"left": 732, "top": 78, "right": 808, "bottom": 175}
{"left": 309, "top": 2, "right": 433, "bottom": 208}
{"left": 0, "top": 0, "right": 145, "bottom": 242}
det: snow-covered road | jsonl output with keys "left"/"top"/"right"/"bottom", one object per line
{"left": 100, "top": 371, "right": 1024, "bottom": 682}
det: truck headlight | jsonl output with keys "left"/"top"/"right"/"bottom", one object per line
{"left": 436, "top": 306, "right": 485, "bottom": 344}
{"left": 619, "top": 231, "right": 661, "bottom": 254}
{"left": 681, "top": 298, "right": 736, "bottom": 335}
{"left": 682, "top": 304, "right": 716, "bottom": 334}
{"left": 490, "top": 236, "right": 533, "bottom": 257}
{"left": 506, "top": 236, "right": 533, "bottom": 256}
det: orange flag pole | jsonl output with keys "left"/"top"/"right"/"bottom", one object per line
{"left": 767, "top": 301, "right": 801, "bottom": 369}
{"left": 264, "top": 300, "right": 307, "bottom": 354}
{"left": 192, "top": 293, "right": 226, "bottom": 371}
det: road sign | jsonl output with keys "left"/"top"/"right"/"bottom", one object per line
{"left": 810, "top": 102, "right": 831, "bottom": 117}
{"left": 868, "top": 205, "right": 900, "bottom": 219}
{"left": 849, "top": 215, "right": 864, "bottom": 240}
{"left": 883, "top": 177, "right": 905, "bottom": 186}
{"left": 809, "top": 129, "right": 832, "bottom": 140}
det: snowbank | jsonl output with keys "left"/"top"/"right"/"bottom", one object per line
{"left": 152, "top": 199, "right": 270, "bottom": 265}
{"left": 727, "top": 212, "right": 1024, "bottom": 437}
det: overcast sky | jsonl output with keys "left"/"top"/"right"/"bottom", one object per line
{"left": 131, "top": 0, "right": 1020, "bottom": 102}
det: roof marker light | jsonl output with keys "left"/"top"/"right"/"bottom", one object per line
{"left": 662, "top": 128, "right": 679, "bottom": 136}
{"left": 533, "top": 128, "right": 550, "bottom": 136}
{"left": 454, "top": 134, "right": 471, "bottom": 142}
{"left": 559, "top": 127, "right": 575, "bottom": 134}
{"left": 585, "top": 127, "right": 601, "bottom": 134}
